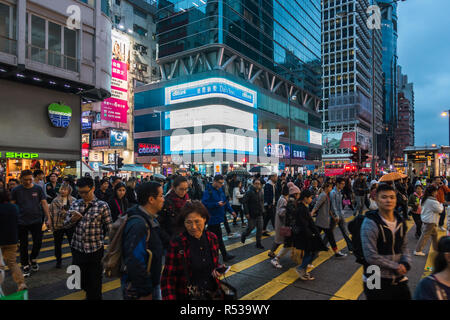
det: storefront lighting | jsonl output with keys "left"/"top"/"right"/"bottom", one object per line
{"left": 193, "top": 2, "right": 199, "bottom": 7}
{"left": 49, "top": 81, "right": 56, "bottom": 85}
{"left": 78, "top": 88, "right": 84, "bottom": 91}
{"left": 128, "top": 29, "right": 133, "bottom": 34}
{"left": 200, "top": 0, "right": 206, "bottom": 4}
{"left": 33, "top": 77, "right": 42, "bottom": 82}
{"left": 64, "top": 84, "right": 71, "bottom": 88}
{"left": 16, "top": 74, "right": 25, "bottom": 78}
{"left": 0, "top": 68, "right": 6, "bottom": 72}
{"left": 119, "top": 24, "right": 124, "bottom": 30}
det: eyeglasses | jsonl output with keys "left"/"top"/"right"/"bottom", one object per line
{"left": 78, "top": 187, "right": 93, "bottom": 195}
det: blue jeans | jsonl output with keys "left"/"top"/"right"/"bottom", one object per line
{"left": 297, "top": 252, "right": 316, "bottom": 271}
{"left": 354, "top": 196, "right": 365, "bottom": 215}
{"left": 153, "top": 284, "right": 162, "bottom": 300}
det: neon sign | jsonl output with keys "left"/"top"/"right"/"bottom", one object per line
{"left": 0, "top": 152, "right": 39, "bottom": 159}
{"left": 138, "top": 143, "right": 160, "bottom": 155}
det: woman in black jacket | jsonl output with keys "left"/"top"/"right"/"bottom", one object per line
{"left": 293, "top": 189, "right": 328, "bottom": 281}
{"left": 125, "top": 178, "right": 138, "bottom": 205}
{"left": 108, "top": 182, "right": 129, "bottom": 222}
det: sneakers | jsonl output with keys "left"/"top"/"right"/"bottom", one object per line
{"left": 240, "top": 234, "right": 246, "bottom": 244}
{"left": 334, "top": 251, "right": 347, "bottom": 258}
{"left": 223, "top": 254, "right": 235, "bottom": 262}
{"left": 241, "top": 223, "right": 247, "bottom": 228}
{"left": 229, "top": 233, "right": 241, "bottom": 239}
{"left": 262, "top": 230, "right": 270, "bottom": 237}
{"left": 30, "top": 260, "right": 39, "bottom": 272}
{"left": 256, "top": 243, "right": 264, "bottom": 249}
{"left": 414, "top": 251, "right": 426, "bottom": 256}
{"left": 271, "top": 258, "right": 282, "bottom": 269}
{"left": 439, "top": 226, "right": 446, "bottom": 232}
{"left": 268, "top": 251, "right": 276, "bottom": 259}
{"left": 296, "top": 268, "right": 315, "bottom": 280}
{"left": 22, "top": 265, "right": 31, "bottom": 277}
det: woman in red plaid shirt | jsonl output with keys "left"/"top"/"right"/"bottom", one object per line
{"left": 161, "top": 201, "right": 226, "bottom": 300}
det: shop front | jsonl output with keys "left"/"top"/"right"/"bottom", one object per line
{"left": 0, "top": 80, "right": 82, "bottom": 181}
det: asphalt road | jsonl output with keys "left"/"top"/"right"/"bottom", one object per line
{"left": 1, "top": 210, "right": 443, "bottom": 300}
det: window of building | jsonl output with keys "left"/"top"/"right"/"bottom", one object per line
{"left": 115, "top": 0, "right": 121, "bottom": 5}
{"left": 134, "top": 7, "right": 147, "bottom": 19}
{"left": 133, "top": 24, "right": 148, "bottom": 37}
{"left": 0, "top": 2, "right": 16, "bottom": 54}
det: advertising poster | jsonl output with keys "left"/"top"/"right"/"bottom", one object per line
{"left": 101, "top": 30, "right": 130, "bottom": 123}
{"left": 323, "top": 132, "right": 356, "bottom": 149}
{"left": 110, "top": 130, "right": 128, "bottom": 148}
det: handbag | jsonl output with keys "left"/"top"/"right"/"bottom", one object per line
{"left": 179, "top": 248, "right": 237, "bottom": 301}
{"left": 279, "top": 226, "right": 292, "bottom": 237}
{"left": 343, "top": 199, "right": 351, "bottom": 206}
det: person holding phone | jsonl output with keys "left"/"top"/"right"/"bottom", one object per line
{"left": 161, "top": 201, "right": 227, "bottom": 300}
{"left": 49, "top": 184, "right": 76, "bottom": 268}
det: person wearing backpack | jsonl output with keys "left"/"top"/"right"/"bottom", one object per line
{"left": 121, "top": 182, "right": 165, "bottom": 300}
{"left": 360, "top": 183, "right": 412, "bottom": 300}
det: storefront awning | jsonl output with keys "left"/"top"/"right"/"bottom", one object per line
{"left": 121, "top": 164, "right": 152, "bottom": 173}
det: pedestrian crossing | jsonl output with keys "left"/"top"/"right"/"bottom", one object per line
{"left": 3, "top": 212, "right": 442, "bottom": 300}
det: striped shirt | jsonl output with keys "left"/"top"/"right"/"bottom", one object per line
{"left": 64, "top": 198, "right": 112, "bottom": 254}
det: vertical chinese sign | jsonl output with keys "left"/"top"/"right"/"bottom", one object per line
{"left": 101, "top": 30, "right": 130, "bottom": 123}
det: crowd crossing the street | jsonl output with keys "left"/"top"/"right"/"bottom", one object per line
{"left": 1, "top": 169, "right": 450, "bottom": 301}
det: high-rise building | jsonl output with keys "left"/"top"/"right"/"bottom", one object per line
{"left": 0, "top": 0, "right": 111, "bottom": 179}
{"left": 134, "top": 0, "right": 323, "bottom": 175}
{"left": 83, "top": 0, "right": 159, "bottom": 175}
{"left": 378, "top": 0, "right": 398, "bottom": 164}
{"left": 321, "top": 0, "right": 383, "bottom": 167}
{"left": 393, "top": 65, "right": 414, "bottom": 161}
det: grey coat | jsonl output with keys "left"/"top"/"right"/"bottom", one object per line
{"left": 314, "top": 192, "right": 333, "bottom": 229}
{"left": 274, "top": 196, "right": 288, "bottom": 244}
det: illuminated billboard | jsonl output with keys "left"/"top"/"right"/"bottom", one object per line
{"left": 165, "top": 78, "right": 257, "bottom": 108}
{"left": 165, "top": 105, "right": 257, "bottom": 131}
{"left": 308, "top": 130, "right": 322, "bottom": 146}
{"left": 165, "top": 132, "right": 257, "bottom": 155}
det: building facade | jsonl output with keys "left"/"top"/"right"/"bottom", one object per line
{"left": 0, "top": 0, "right": 112, "bottom": 179}
{"left": 134, "top": 0, "right": 323, "bottom": 175}
{"left": 81, "top": 0, "right": 159, "bottom": 176}
{"left": 321, "top": 0, "right": 383, "bottom": 168}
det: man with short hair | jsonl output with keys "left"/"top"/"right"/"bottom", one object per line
{"left": 330, "top": 177, "right": 354, "bottom": 252}
{"left": 202, "top": 175, "right": 237, "bottom": 262}
{"left": 7, "top": 179, "right": 19, "bottom": 192}
{"left": 64, "top": 177, "right": 112, "bottom": 300}
{"left": 361, "top": 183, "right": 412, "bottom": 300}
{"left": 11, "top": 170, "right": 52, "bottom": 277}
{"left": 262, "top": 173, "right": 278, "bottom": 236}
{"left": 121, "top": 182, "right": 165, "bottom": 300}
{"left": 241, "top": 178, "right": 265, "bottom": 249}
{"left": 33, "top": 170, "right": 47, "bottom": 199}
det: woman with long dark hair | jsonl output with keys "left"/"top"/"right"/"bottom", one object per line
{"left": 414, "top": 236, "right": 450, "bottom": 299}
{"left": 414, "top": 185, "right": 442, "bottom": 256}
{"left": 108, "top": 182, "right": 129, "bottom": 222}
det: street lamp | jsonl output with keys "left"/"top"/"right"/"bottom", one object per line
{"left": 441, "top": 110, "right": 450, "bottom": 145}
{"left": 153, "top": 110, "right": 163, "bottom": 173}
{"left": 288, "top": 95, "right": 297, "bottom": 174}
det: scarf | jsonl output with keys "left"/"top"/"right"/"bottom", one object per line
{"left": 166, "top": 190, "right": 189, "bottom": 212}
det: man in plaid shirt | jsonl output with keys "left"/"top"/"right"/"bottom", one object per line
{"left": 64, "top": 177, "right": 112, "bottom": 300}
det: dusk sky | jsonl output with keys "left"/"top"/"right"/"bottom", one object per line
{"left": 397, "top": 0, "right": 450, "bottom": 146}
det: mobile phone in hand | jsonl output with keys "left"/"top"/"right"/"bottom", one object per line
{"left": 216, "top": 265, "right": 231, "bottom": 274}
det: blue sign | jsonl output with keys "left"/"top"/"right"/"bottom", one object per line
{"left": 110, "top": 130, "right": 127, "bottom": 148}
{"left": 82, "top": 118, "right": 92, "bottom": 132}
{"left": 89, "top": 162, "right": 102, "bottom": 171}
{"left": 165, "top": 78, "right": 257, "bottom": 108}
{"left": 291, "top": 145, "right": 307, "bottom": 160}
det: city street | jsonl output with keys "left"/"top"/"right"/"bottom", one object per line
{"left": 2, "top": 210, "right": 443, "bottom": 300}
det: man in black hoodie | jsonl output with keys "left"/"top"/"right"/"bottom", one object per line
{"left": 241, "top": 178, "right": 265, "bottom": 249}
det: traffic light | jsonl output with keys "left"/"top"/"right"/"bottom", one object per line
{"left": 117, "top": 157, "right": 124, "bottom": 169}
{"left": 360, "top": 149, "right": 369, "bottom": 163}
{"left": 350, "top": 145, "right": 360, "bottom": 163}
{"left": 242, "top": 157, "right": 247, "bottom": 168}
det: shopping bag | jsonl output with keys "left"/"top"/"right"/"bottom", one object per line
{"left": 0, "top": 290, "right": 29, "bottom": 300}
{"left": 291, "top": 248, "right": 304, "bottom": 265}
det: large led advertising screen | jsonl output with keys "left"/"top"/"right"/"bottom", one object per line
{"left": 165, "top": 105, "right": 257, "bottom": 131}
{"left": 165, "top": 132, "right": 257, "bottom": 155}
{"left": 165, "top": 78, "right": 257, "bottom": 108}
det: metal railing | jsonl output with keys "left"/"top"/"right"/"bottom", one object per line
{"left": 26, "top": 44, "right": 79, "bottom": 72}
{"left": 0, "top": 35, "right": 17, "bottom": 55}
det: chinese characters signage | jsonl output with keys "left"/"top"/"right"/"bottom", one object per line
{"left": 101, "top": 30, "right": 129, "bottom": 123}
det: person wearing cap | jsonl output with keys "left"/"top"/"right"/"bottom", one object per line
{"left": 414, "top": 236, "right": 450, "bottom": 300}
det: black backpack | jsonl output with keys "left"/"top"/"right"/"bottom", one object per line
{"left": 347, "top": 214, "right": 367, "bottom": 265}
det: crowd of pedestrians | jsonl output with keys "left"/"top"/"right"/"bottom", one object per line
{"left": 0, "top": 168, "right": 449, "bottom": 300}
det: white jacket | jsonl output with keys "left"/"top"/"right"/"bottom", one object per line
{"left": 421, "top": 197, "right": 443, "bottom": 225}
{"left": 232, "top": 187, "right": 244, "bottom": 206}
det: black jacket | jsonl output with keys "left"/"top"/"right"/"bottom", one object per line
{"left": 107, "top": 196, "right": 129, "bottom": 222}
{"left": 243, "top": 186, "right": 264, "bottom": 218}
{"left": 0, "top": 203, "right": 19, "bottom": 245}
{"left": 126, "top": 186, "right": 138, "bottom": 205}
{"left": 353, "top": 178, "right": 368, "bottom": 196}
{"left": 293, "top": 203, "right": 328, "bottom": 252}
